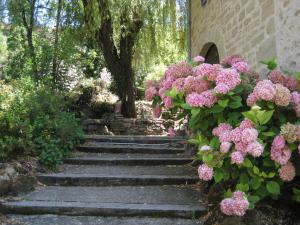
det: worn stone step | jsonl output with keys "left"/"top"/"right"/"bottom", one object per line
{"left": 37, "top": 173, "right": 198, "bottom": 186}
{"left": 38, "top": 165, "right": 197, "bottom": 186}
{"left": 9, "top": 215, "right": 203, "bottom": 225}
{"left": 77, "top": 144, "right": 185, "bottom": 154}
{"left": 85, "top": 135, "right": 187, "bottom": 145}
{"left": 65, "top": 155, "right": 193, "bottom": 166}
{"left": 2, "top": 186, "right": 205, "bottom": 218}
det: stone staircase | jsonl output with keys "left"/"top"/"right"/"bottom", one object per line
{"left": 1, "top": 135, "right": 205, "bottom": 225}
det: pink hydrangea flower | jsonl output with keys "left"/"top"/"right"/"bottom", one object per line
{"left": 219, "top": 131, "right": 232, "bottom": 142}
{"left": 220, "top": 142, "right": 232, "bottom": 153}
{"left": 220, "top": 191, "right": 249, "bottom": 216}
{"left": 158, "top": 87, "right": 167, "bottom": 98}
{"left": 291, "top": 91, "right": 300, "bottom": 116}
{"left": 202, "top": 90, "right": 218, "bottom": 107}
{"left": 165, "top": 61, "right": 193, "bottom": 79}
{"left": 192, "top": 63, "right": 215, "bottom": 78}
{"left": 186, "top": 91, "right": 217, "bottom": 108}
{"left": 153, "top": 105, "right": 162, "bottom": 118}
{"left": 232, "top": 61, "right": 250, "bottom": 73}
{"left": 246, "top": 141, "right": 264, "bottom": 157}
{"left": 254, "top": 80, "right": 276, "bottom": 101}
{"left": 145, "top": 86, "right": 158, "bottom": 101}
{"left": 184, "top": 76, "right": 209, "bottom": 94}
{"left": 198, "top": 164, "right": 214, "bottom": 181}
{"left": 212, "top": 123, "right": 233, "bottom": 137}
{"left": 161, "top": 76, "right": 175, "bottom": 90}
{"left": 268, "top": 70, "right": 286, "bottom": 86}
{"left": 272, "top": 135, "right": 286, "bottom": 150}
{"left": 163, "top": 96, "right": 173, "bottom": 109}
{"left": 221, "top": 55, "right": 245, "bottom": 67}
{"left": 246, "top": 92, "right": 257, "bottom": 106}
{"left": 193, "top": 55, "right": 205, "bottom": 63}
{"left": 214, "top": 84, "right": 231, "bottom": 94}
{"left": 231, "top": 151, "right": 244, "bottom": 165}
{"left": 172, "top": 78, "right": 185, "bottom": 92}
{"left": 241, "top": 128, "right": 258, "bottom": 144}
{"left": 216, "top": 68, "right": 241, "bottom": 91}
{"left": 230, "top": 128, "right": 243, "bottom": 143}
{"left": 285, "top": 76, "right": 299, "bottom": 91}
{"left": 232, "top": 191, "right": 246, "bottom": 200}
{"left": 271, "top": 145, "right": 291, "bottom": 165}
{"left": 239, "top": 119, "right": 254, "bottom": 129}
{"left": 273, "top": 84, "right": 291, "bottom": 106}
{"left": 167, "top": 127, "right": 176, "bottom": 137}
{"left": 279, "top": 162, "right": 296, "bottom": 182}
{"left": 235, "top": 142, "right": 248, "bottom": 155}
{"left": 186, "top": 93, "right": 203, "bottom": 107}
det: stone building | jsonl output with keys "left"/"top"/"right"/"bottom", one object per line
{"left": 189, "top": 0, "right": 300, "bottom": 73}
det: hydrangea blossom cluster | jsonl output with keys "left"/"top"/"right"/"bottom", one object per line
{"left": 268, "top": 70, "right": 299, "bottom": 91}
{"left": 213, "top": 119, "right": 263, "bottom": 165}
{"left": 220, "top": 191, "right": 249, "bottom": 216}
{"left": 193, "top": 55, "right": 205, "bottom": 64}
{"left": 183, "top": 76, "right": 210, "bottom": 94}
{"left": 279, "top": 162, "right": 296, "bottom": 182}
{"left": 146, "top": 55, "right": 248, "bottom": 113}
{"left": 271, "top": 135, "right": 291, "bottom": 166}
{"left": 198, "top": 164, "right": 214, "bottom": 181}
{"left": 291, "top": 91, "right": 300, "bottom": 116}
{"left": 214, "top": 68, "right": 241, "bottom": 94}
{"left": 270, "top": 123, "right": 300, "bottom": 182}
{"left": 158, "top": 61, "right": 193, "bottom": 100}
{"left": 145, "top": 80, "right": 159, "bottom": 101}
{"left": 246, "top": 80, "right": 291, "bottom": 107}
{"left": 186, "top": 90, "right": 217, "bottom": 108}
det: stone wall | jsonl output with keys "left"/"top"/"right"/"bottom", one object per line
{"left": 275, "top": 0, "right": 300, "bottom": 73}
{"left": 82, "top": 114, "right": 174, "bottom": 136}
{"left": 191, "top": 0, "right": 300, "bottom": 73}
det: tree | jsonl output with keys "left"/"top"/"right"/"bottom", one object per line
{"left": 82, "top": 0, "right": 187, "bottom": 118}
{"left": 82, "top": 0, "right": 144, "bottom": 118}
{"left": 8, "top": 0, "right": 38, "bottom": 80}
{"left": 52, "top": 0, "right": 63, "bottom": 88}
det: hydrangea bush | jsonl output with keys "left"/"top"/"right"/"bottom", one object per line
{"left": 146, "top": 55, "right": 300, "bottom": 216}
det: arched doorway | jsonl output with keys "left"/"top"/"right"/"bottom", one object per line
{"left": 200, "top": 43, "right": 220, "bottom": 64}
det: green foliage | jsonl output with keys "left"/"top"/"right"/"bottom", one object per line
{"left": 0, "top": 77, "right": 84, "bottom": 168}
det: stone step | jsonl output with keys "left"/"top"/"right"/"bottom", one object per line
{"left": 37, "top": 173, "right": 198, "bottom": 186}
{"left": 9, "top": 215, "right": 203, "bottom": 225}
{"left": 2, "top": 186, "right": 205, "bottom": 218}
{"left": 77, "top": 144, "right": 185, "bottom": 154}
{"left": 65, "top": 155, "right": 193, "bottom": 166}
{"left": 85, "top": 135, "right": 187, "bottom": 145}
{"left": 38, "top": 164, "right": 198, "bottom": 186}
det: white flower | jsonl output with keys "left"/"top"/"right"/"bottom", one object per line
{"left": 200, "top": 145, "right": 211, "bottom": 151}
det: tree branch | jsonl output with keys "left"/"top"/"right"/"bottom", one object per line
{"left": 120, "top": 6, "right": 143, "bottom": 61}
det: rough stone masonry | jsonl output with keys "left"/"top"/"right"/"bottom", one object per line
{"left": 191, "top": 0, "right": 300, "bottom": 73}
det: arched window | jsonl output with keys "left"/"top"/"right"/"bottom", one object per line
{"left": 200, "top": 43, "right": 220, "bottom": 64}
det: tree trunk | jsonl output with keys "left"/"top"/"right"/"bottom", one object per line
{"left": 119, "top": 62, "right": 136, "bottom": 118}
{"left": 52, "top": 0, "right": 63, "bottom": 88}
{"left": 20, "top": 0, "right": 38, "bottom": 81}
{"left": 26, "top": 27, "right": 38, "bottom": 80}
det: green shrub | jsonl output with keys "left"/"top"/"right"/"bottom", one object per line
{"left": 0, "top": 77, "right": 84, "bottom": 168}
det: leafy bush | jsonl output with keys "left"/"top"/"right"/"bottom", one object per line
{"left": 146, "top": 56, "right": 300, "bottom": 216}
{"left": 0, "top": 77, "right": 84, "bottom": 168}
